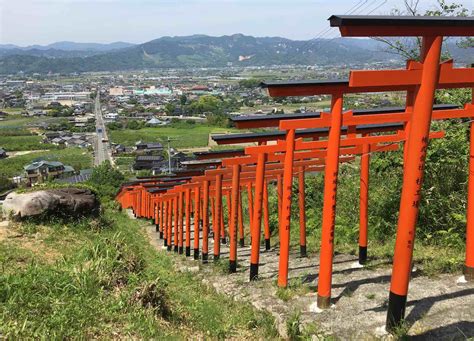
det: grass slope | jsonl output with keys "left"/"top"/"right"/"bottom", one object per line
{"left": 0, "top": 206, "right": 276, "bottom": 339}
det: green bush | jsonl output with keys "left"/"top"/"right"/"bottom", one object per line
{"left": 87, "top": 162, "right": 126, "bottom": 199}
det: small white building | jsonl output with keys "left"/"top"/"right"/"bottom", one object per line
{"left": 104, "top": 112, "right": 119, "bottom": 121}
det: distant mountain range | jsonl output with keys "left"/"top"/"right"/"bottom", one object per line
{"left": 0, "top": 34, "right": 471, "bottom": 74}
{"left": 0, "top": 41, "right": 136, "bottom": 59}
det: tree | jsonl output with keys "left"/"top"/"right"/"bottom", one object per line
{"left": 13, "top": 90, "right": 23, "bottom": 99}
{"left": 374, "top": 0, "right": 471, "bottom": 61}
{"left": 238, "top": 78, "right": 262, "bottom": 89}
{"left": 106, "top": 122, "right": 122, "bottom": 130}
{"left": 165, "top": 103, "right": 176, "bottom": 115}
{"left": 88, "top": 162, "right": 125, "bottom": 199}
{"left": 206, "top": 112, "right": 230, "bottom": 127}
{"left": 126, "top": 120, "right": 143, "bottom": 130}
{"left": 0, "top": 175, "right": 14, "bottom": 193}
{"left": 187, "top": 95, "right": 223, "bottom": 116}
{"left": 179, "top": 94, "right": 187, "bottom": 106}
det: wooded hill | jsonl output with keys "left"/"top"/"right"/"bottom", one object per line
{"left": 0, "top": 34, "right": 462, "bottom": 74}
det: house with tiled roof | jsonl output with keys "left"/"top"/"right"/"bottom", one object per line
{"left": 24, "top": 160, "right": 75, "bottom": 185}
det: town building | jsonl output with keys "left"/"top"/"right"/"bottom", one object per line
{"left": 104, "top": 112, "right": 119, "bottom": 121}
{"left": 24, "top": 160, "right": 75, "bottom": 185}
{"left": 0, "top": 147, "right": 7, "bottom": 159}
{"left": 133, "top": 155, "right": 165, "bottom": 170}
{"left": 112, "top": 144, "right": 127, "bottom": 155}
{"left": 146, "top": 117, "right": 165, "bottom": 126}
{"left": 56, "top": 169, "right": 93, "bottom": 184}
{"left": 135, "top": 141, "right": 164, "bottom": 155}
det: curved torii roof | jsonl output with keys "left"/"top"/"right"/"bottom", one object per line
{"left": 329, "top": 15, "right": 474, "bottom": 37}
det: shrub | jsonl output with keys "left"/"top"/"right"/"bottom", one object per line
{"left": 87, "top": 162, "right": 125, "bottom": 199}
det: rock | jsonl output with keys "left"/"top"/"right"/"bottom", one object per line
{"left": 3, "top": 188, "right": 99, "bottom": 219}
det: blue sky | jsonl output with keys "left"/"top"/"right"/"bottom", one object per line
{"left": 0, "top": 0, "right": 472, "bottom": 45}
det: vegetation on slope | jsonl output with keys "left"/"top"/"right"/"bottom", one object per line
{"left": 0, "top": 180, "right": 276, "bottom": 338}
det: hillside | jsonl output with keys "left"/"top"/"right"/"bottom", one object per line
{"left": 0, "top": 35, "right": 390, "bottom": 74}
{"left": 0, "top": 34, "right": 472, "bottom": 74}
{"left": 0, "top": 41, "right": 136, "bottom": 58}
{"left": 0, "top": 204, "right": 276, "bottom": 338}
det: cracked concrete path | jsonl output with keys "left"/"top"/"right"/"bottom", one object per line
{"left": 133, "top": 212, "right": 474, "bottom": 339}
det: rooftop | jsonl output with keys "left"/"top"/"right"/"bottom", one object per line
{"left": 328, "top": 15, "right": 474, "bottom": 37}
{"left": 24, "top": 160, "right": 64, "bottom": 171}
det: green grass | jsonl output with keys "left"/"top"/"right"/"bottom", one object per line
{"left": 0, "top": 114, "right": 67, "bottom": 131}
{"left": 0, "top": 114, "right": 66, "bottom": 152}
{"left": 275, "top": 277, "right": 311, "bottom": 302}
{"left": 109, "top": 124, "right": 238, "bottom": 149}
{"left": 1, "top": 107, "right": 24, "bottom": 114}
{"left": 0, "top": 135, "right": 54, "bottom": 152}
{"left": 114, "top": 156, "right": 134, "bottom": 172}
{"left": 0, "top": 206, "right": 277, "bottom": 339}
{"left": 0, "top": 148, "right": 93, "bottom": 177}
{"left": 1, "top": 114, "right": 43, "bottom": 129}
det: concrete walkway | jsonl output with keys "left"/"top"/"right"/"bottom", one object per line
{"left": 134, "top": 212, "right": 474, "bottom": 339}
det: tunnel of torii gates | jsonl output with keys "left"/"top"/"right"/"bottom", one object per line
{"left": 116, "top": 15, "right": 474, "bottom": 332}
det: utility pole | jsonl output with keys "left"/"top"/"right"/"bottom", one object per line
{"left": 167, "top": 137, "right": 172, "bottom": 174}
{"left": 166, "top": 136, "right": 178, "bottom": 174}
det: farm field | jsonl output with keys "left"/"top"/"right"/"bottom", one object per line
{"left": 1, "top": 115, "right": 66, "bottom": 129}
{"left": 0, "top": 108, "right": 24, "bottom": 114}
{"left": 0, "top": 113, "right": 62, "bottom": 129}
{"left": 109, "top": 124, "right": 238, "bottom": 149}
{"left": 0, "top": 135, "right": 54, "bottom": 152}
{"left": 0, "top": 114, "right": 63, "bottom": 152}
{"left": 0, "top": 148, "right": 93, "bottom": 177}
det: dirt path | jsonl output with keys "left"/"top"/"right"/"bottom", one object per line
{"left": 6, "top": 150, "right": 50, "bottom": 157}
{"left": 134, "top": 212, "right": 474, "bottom": 339}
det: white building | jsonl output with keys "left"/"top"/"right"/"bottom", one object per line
{"left": 104, "top": 112, "right": 119, "bottom": 121}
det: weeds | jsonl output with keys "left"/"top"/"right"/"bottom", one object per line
{"left": 365, "top": 293, "right": 376, "bottom": 300}
{"left": 287, "top": 311, "right": 302, "bottom": 340}
{"left": 389, "top": 320, "right": 411, "bottom": 340}
{"left": 0, "top": 207, "right": 277, "bottom": 339}
{"left": 130, "top": 278, "right": 172, "bottom": 319}
{"left": 276, "top": 277, "right": 311, "bottom": 302}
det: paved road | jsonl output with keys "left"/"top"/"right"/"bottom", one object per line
{"left": 93, "top": 91, "right": 112, "bottom": 166}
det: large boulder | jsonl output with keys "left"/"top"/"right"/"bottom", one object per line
{"left": 2, "top": 188, "right": 99, "bottom": 219}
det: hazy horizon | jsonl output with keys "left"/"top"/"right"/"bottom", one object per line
{"left": 1, "top": 0, "right": 472, "bottom": 46}
{"left": 0, "top": 33, "right": 374, "bottom": 48}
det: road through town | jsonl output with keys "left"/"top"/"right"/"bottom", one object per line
{"left": 93, "top": 91, "right": 112, "bottom": 166}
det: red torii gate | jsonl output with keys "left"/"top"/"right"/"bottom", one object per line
{"left": 215, "top": 109, "right": 423, "bottom": 252}
{"left": 261, "top": 92, "right": 468, "bottom": 291}
{"left": 223, "top": 97, "right": 450, "bottom": 278}
{"left": 261, "top": 14, "right": 474, "bottom": 331}
{"left": 333, "top": 15, "right": 474, "bottom": 332}
{"left": 231, "top": 103, "right": 458, "bottom": 264}
{"left": 216, "top": 149, "right": 360, "bottom": 272}
{"left": 244, "top": 127, "right": 445, "bottom": 281}
{"left": 115, "top": 15, "right": 473, "bottom": 334}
